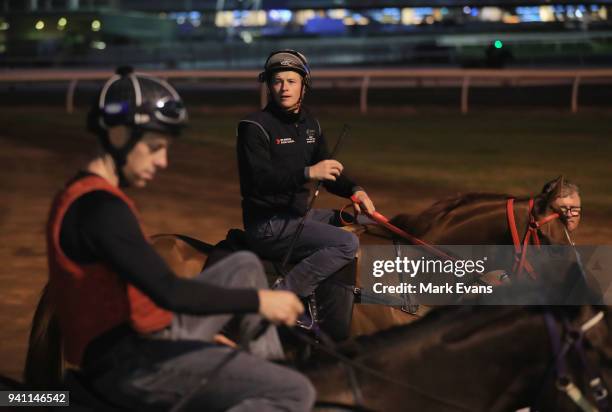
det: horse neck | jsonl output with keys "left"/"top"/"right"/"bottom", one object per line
{"left": 422, "top": 198, "right": 522, "bottom": 245}
{"left": 307, "top": 306, "right": 551, "bottom": 411}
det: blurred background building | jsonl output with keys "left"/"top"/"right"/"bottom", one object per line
{"left": 1, "top": 0, "right": 611, "bottom": 68}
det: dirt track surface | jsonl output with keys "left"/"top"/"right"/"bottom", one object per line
{"left": 0, "top": 116, "right": 610, "bottom": 382}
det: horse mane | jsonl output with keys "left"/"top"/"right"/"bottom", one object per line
{"left": 390, "top": 192, "right": 522, "bottom": 236}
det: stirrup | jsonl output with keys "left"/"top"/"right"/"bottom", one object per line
{"left": 296, "top": 294, "right": 318, "bottom": 330}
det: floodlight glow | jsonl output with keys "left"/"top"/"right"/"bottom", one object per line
{"left": 91, "top": 20, "right": 101, "bottom": 31}
{"left": 35, "top": 20, "right": 45, "bottom": 30}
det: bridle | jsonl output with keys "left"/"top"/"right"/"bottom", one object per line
{"left": 507, "top": 197, "right": 560, "bottom": 280}
{"left": 537, "top": 310, "right": 610, "bottom": 412}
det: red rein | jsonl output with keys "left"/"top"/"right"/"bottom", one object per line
{"left": 343, "top": 195, "right": 560, "bottom": 280}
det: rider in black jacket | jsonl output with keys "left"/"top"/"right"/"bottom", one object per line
{"left": 236, "top": 50, "right": 375, "bottom": 329}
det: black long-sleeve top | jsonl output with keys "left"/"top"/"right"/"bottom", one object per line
{"left": 59, "top": 173, "right": 259, "bottom": 315}
{"left": 237, "top": 104, "right": 359, "bottom": 225}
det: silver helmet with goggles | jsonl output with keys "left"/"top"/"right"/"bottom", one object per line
{"left": 88, "top": 66, "right": 187, "bottom": 140}
{"left": 87, "top": 66, "right": 188, "bottom": 185}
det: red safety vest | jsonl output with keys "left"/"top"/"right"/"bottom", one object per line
{"left": 46, "top": 174, "right": 172, "bottom": 365}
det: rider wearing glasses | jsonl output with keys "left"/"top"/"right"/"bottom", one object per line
{"left": 542, "top": 178, "right": 582, "bottom": 233}
{"left": 46, "top": 67, "right": 314, "bottom": 411}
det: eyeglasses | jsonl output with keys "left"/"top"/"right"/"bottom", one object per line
{"left": 558, "top": 206, "right": 582, "bottom": 216}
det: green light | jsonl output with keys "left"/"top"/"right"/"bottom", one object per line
{"left": 494, "top": 40, "right": 503, "bottom": 49}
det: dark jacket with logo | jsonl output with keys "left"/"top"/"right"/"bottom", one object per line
{"left": 237, "top": 103, "right": 358, "bottom": 225}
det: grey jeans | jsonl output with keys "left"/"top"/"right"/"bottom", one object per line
{"left": 245, "top": 209, "right": 359, "bottom": 297}
{"left": 87, "top": 251, "right": 316, "bottom": 412}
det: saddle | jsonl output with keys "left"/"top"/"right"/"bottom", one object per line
{"left": 203, "top": 225, "right": 373, "bottom": 341}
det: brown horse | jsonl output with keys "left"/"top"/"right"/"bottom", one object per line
{"left": 23, "top": 177, "right": 578, "bottom": 389}
{"left": 305, "top": 303, "right": 612, "bottom": 412}
{"left": 350, "top": 176, "right": 578, "bottom": 336}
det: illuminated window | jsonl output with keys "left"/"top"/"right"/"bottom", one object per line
{"left": 328, "top": 9, "right": 347, "bottom": 19}
{"left": 295, "top": 10, "right": 316, "bottom": 25}
{"left": 215, "top": 11, "right": 234, "bottom": 27}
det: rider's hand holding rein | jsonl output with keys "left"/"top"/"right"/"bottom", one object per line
{"left": 352, "top": 190, "right": 376, "bottom": 215}
{"left": 258, "top": 290, "right": 304, "bottom": 326}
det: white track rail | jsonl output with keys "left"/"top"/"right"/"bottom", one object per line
{"left": 1, "top": 68, "right": 611, "bottom": 114}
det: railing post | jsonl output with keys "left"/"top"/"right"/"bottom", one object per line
{"left": 571, "top": 75, "right": 581, "bottom": 114}
{"left": 360, "top": 75, "right": 370, "bottom": 114}
{"left": 461, "top": 76, "right": 470, "bottom": 114}
{"left": 66, "top": 78, "right": 78, "bottom": 114}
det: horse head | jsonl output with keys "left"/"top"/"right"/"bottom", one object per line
{"left": 533, "top": 175, "right": 573, "bottom": 246}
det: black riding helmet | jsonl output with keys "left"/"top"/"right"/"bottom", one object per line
{"left": 258, "top": 49, "right": 312, "bottom": 89}
{"left": 87, "top": 66, "right": 188, "bottom": 186}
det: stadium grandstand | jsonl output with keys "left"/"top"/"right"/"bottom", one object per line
{"left": 1, "top": 0, "right": 611, "bottom": 67}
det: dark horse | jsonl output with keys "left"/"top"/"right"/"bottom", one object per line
{"left": 24, "top": 177, "right": 589, "bottom": 391}
{"left": 306, "top": 303, "right": 612, "bottom": 412}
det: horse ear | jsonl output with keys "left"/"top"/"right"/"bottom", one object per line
{"left": 542, "top": 175, "right": 565, "bottom": 203}
{"left": 552, "top": 175, "right": 565, "bottom": 198}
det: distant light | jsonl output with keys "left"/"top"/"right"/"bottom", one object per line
{"left": 575, "top": 9, "right": 583, "bottom": 18}
{"left": 35, "top": 20, "right": 45, "bottom": 30}
{"left": 0, "top": 44, "right": 6, "bottom": 53}
{"left": 0, "top": 22, "right": 10, "bottom": 31}
{"left": 240, "top": 31, "right": 253, "bottom": 43}
{"left": 177, "top": 16, "right": 186, "bottom": 24}
{"left": 58, "top": 17, "right": 67, "bottom": 27}
{"left": 463, "top": 6, "right": 472, "bottom": 14}
{"left": 494, "top": 40, "right": 503, "bottom": 49}
{"left": 191, "top": 19, "right": 201, "bottom": 27}
{"left": 425, "top": 16, "right": 435, "bottom": 24}
{"left": 91, "top": 41, "right": 106, "bottom": 50}
{"left": 328, "top": 8, "right": 347, "bottom": 19}
{"left": 91, "top": 20, "right": 101, "bottom": 31}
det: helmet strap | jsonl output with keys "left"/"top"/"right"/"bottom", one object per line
{"left": 99, "top": 126, "right": 143, "bottom": 187}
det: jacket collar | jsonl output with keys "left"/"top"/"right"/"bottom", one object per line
{"left": 265, "top": 102, "right": 307, "bottom": 124}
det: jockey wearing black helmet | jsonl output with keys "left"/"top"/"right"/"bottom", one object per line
{"left": 47, "top": 67, "right": 314, "bottom": 411}
{"left": 237, "top": 50, "right": 375, "bottom": 330}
